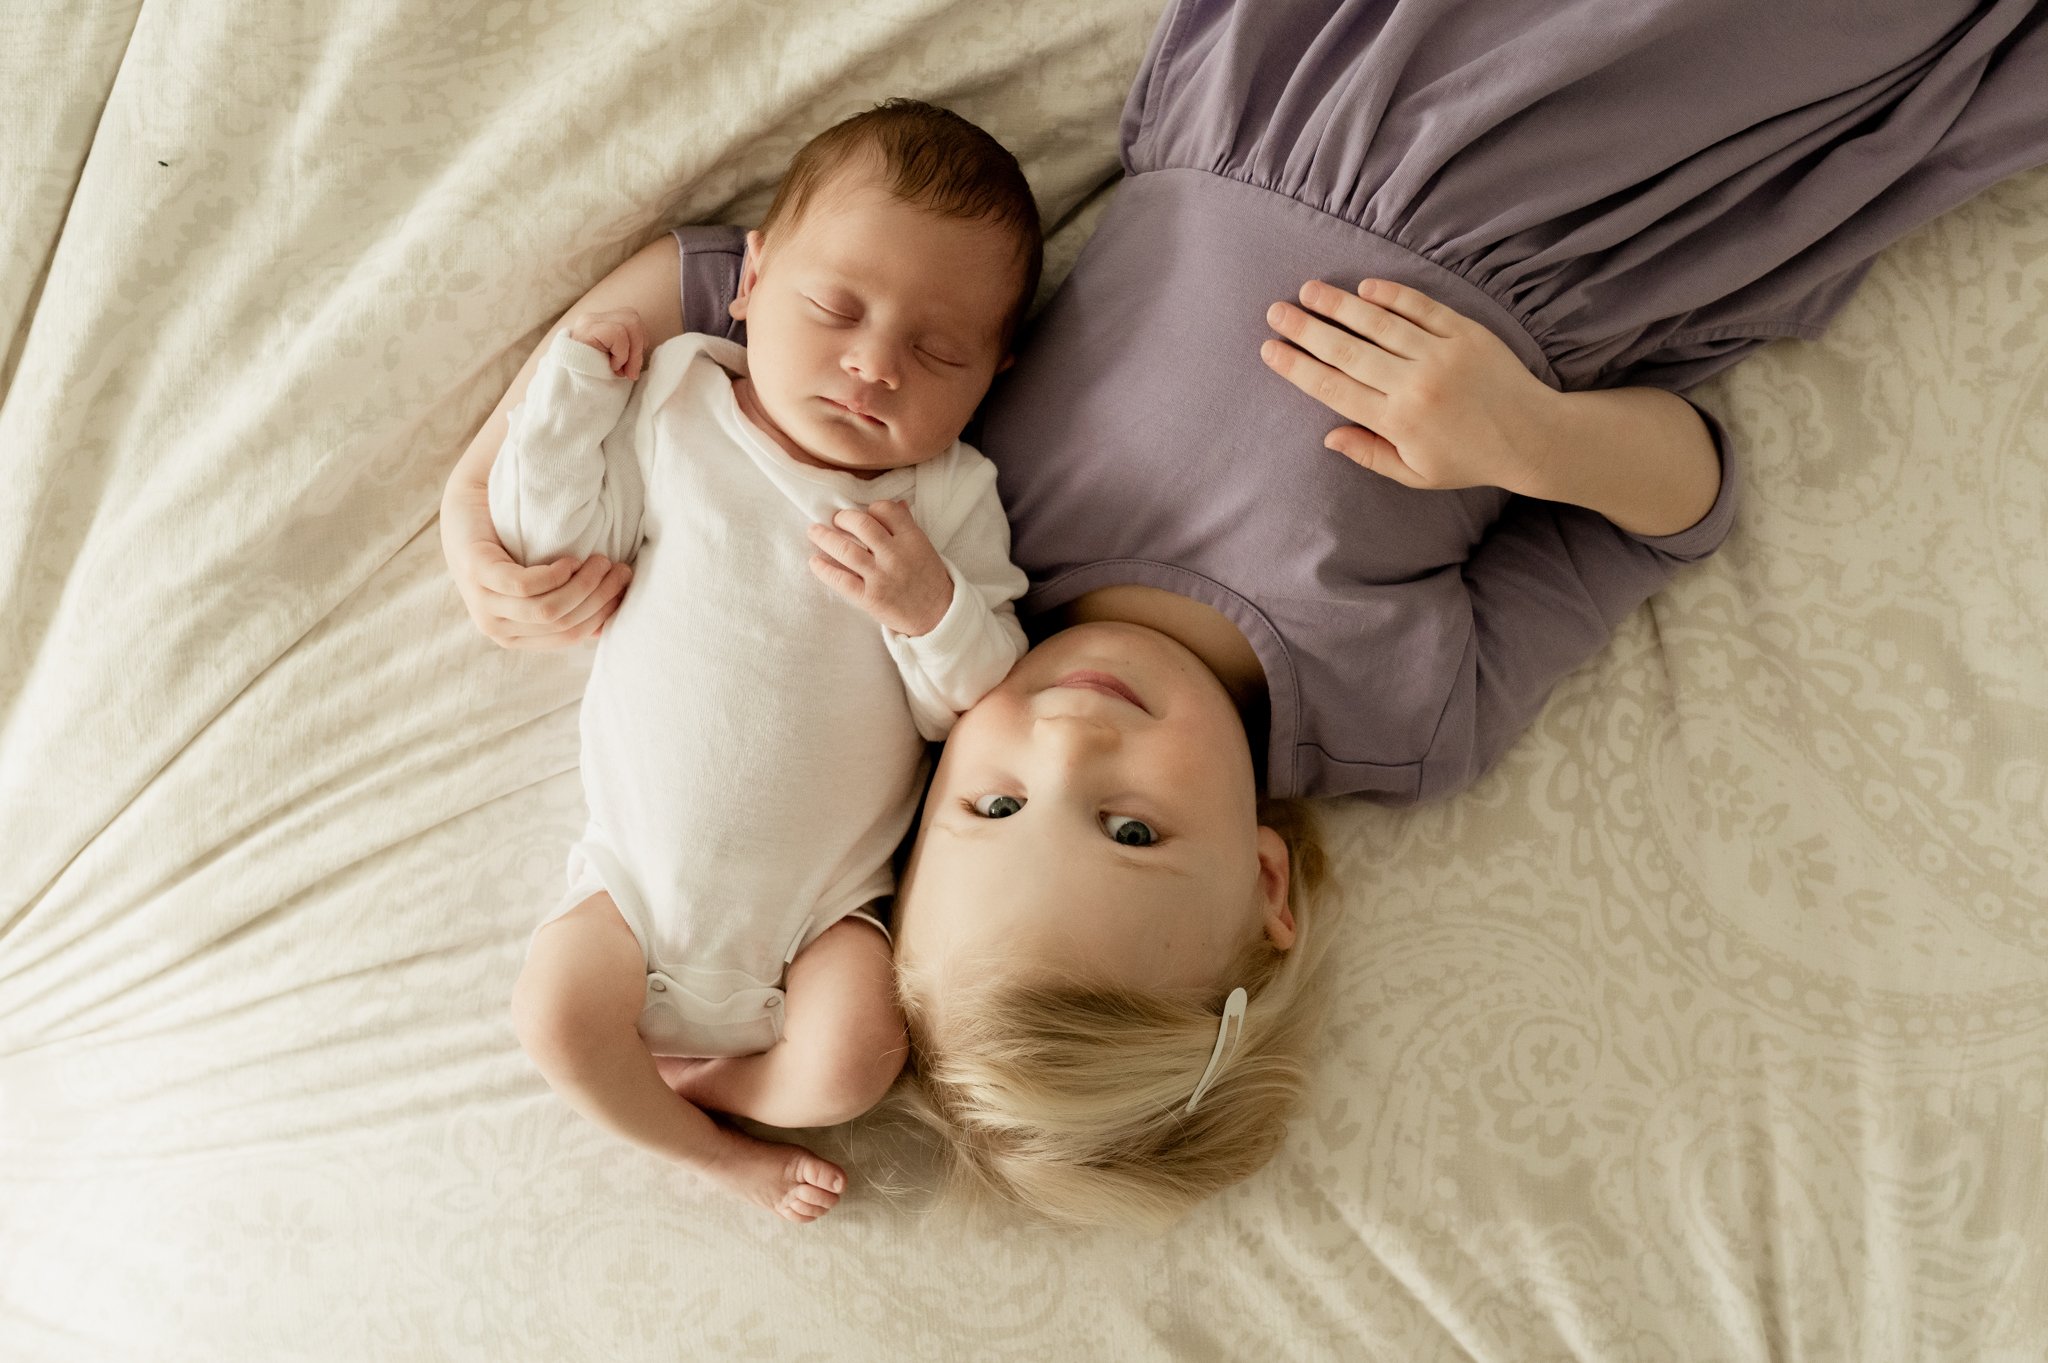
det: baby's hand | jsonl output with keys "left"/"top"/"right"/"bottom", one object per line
{"left": 1261, "top": 278, "right": 1554, "bottom": 496}
{"left": 807, "top": 500, "right": 953, "bottom": 637}
{"left": 567, "top": 307, "right": 649, "bottom": 380}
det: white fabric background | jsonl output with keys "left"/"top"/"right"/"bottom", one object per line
{"left": 2, "top": 2, "right": 2043, "bottom": 1359}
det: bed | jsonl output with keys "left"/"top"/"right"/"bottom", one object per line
{"left": 3, "top": 2, "right": 2044, "bottom": 1359}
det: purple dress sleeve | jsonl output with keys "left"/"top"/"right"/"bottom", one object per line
{"left": 1422, "top": 412, "right": 1738, "bottom": 801}
{"left": 671, "top": 226, "right": 747, "bottom": 342}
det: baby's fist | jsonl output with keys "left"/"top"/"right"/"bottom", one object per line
{"left": 807, "top": 500, "right": 954, "bottom": 637}
{"left": 567, "top": 307, "right": 648, "bottom": 380}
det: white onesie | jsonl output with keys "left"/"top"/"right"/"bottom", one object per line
{"left": 489, "top": 330, "right": 1028, "bottom": 1056}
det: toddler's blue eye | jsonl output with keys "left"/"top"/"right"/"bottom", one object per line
{"left": 972, "top": 794, "right": 1024, "bottom": 818}
{"left": 1105, "top": 815, "right": 1157, "bottom": 846}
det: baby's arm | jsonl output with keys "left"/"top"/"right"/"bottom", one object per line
{"left": 808, "top": 468, "right": 1029, "bottom": 738}
{"left": 810, "top": 484, "right": 1030, "bottom": 738}
{"left": 486, "top": 316, "right": 648, "bottom": 567}
{"left": 512, "top": 894, "right": 850, "bottom": 1223}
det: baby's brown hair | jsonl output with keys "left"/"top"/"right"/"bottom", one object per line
{"left": 759, "top": 98, "right": 1043, "bottom": 350}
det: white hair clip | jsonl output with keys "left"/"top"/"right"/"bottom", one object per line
{"left": 1185, "top": 987, "right": 1249, "bottom": 1114}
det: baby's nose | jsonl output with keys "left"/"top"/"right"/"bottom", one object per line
{"left": 843, "top": 341, "right": 902, "bottom": 389}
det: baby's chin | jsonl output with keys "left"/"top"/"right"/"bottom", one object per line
{"left": 791, "top": 407, "right": 935, "bottom": 470}
{"left": 769, "top": 416, "right": 894, "bottom": 474}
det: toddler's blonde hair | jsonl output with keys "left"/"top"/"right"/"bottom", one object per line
{"left": 892, "top": 798, "right": 1332, "bottom": 1230}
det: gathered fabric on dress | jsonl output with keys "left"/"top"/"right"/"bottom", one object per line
{"left": 682, "top": 1, "right": 2048, "bottom": 799}
{"left": 1129, "top": 0, "right": 2047, "bottom": 389}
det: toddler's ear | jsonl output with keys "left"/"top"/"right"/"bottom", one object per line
{"left": 995, "top": 352, "right": 1016, "bottom": 374}
{"left": 1255, "top": 825, "right": 1295, "bottom": 950}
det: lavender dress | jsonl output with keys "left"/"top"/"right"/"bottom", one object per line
{"left": 678, "top": 0, "right": 2048, "bottom": 801}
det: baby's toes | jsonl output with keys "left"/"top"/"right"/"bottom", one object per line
{"left": 781, "top": 1152, "right": 845, "bottom": 1222}
{"left": 779, "top": 1183, "right": 840, "bottom": 1223}
{"left": 789, "top": 1150, "right": 846, "bottom": 1197}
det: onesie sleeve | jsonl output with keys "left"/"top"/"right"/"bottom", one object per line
{"left": 1416, "top": 399, "right": 1739, "bottom": 801}
{"left": 487, "top": 330, "right": 646, "bottom": 567}
{"left": 884, "top": 455, "right": 1031, "bottom": 741}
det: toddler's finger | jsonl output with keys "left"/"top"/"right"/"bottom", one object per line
{"left": 1355, "top": 277, "right": 1459, "bottom": 338}
{"left": 1324, "top": 426, "right": 1417, "bottom": 486}
{"left": 1268, "top": 300, "right": 1400, "bottom": 390}
{"left": 553, "top": 565, "right": 628, "bottom": 634}
{"left": 556, "top": 555, "right": 611, "bottom": 591}
{"left": 509, "top": 555, "right": 611, "bottom": 627}
{"left": 1260, "top": 338, "right": 1384, "bottom": 429}
{"left": 1292, "top": 281, "right": 1434, "bottom": 360}
{"left": 485, "top": 554, "right": 577, "bottom": 600}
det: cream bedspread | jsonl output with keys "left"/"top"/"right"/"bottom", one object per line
{"left": 3, "top": 2, "right": 2045, "bottom": 1360}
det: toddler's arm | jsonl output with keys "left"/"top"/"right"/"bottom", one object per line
{"left": 1264, "top": 275, "right": 1741, "bottom": 801}
{"left": 1418, "top": 412, "right": 1737, "bottom": 800}
{"left": 487, "top": 322, "right": 648, "bottom": 567}
{"left": 1263, "top": 278, "right": 1721, "bottom": 537}
{"left": 443, "top": 234, "right": 688, "bottom": 649}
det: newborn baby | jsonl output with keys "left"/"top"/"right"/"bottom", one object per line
{"left": 491, "top": 101, "right": 1038, "bottom": 1222}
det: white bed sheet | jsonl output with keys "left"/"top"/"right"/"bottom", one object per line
{"left": 3, "top": 2, "right": 2045, "bottom": 1359}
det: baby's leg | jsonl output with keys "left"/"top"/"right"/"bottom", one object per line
{"left": 655, "top": 918, "right": 905, "bottom": 1128}
{"left": 513, "top": 891, "right": 846, "bottom": 1223}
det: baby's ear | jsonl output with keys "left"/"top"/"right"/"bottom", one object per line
{"left": 994, "top": 352, "right": 1017, "bottom": 374}
{"left": 729, "top": 229, "right": 766, "bottom": 321}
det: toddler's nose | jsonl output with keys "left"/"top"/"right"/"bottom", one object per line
{"left": 1035, "top": 713, "right": 1123, "bottom": 768}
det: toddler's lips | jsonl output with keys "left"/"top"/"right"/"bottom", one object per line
{"left": 1053, "top": 671, "right": 1149, "bottom": 715}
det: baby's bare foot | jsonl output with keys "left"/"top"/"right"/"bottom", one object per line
{"left": 705, "top": 1126, "right": 846, "bottom": 1224}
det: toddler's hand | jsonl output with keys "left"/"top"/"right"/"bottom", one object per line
{"left": 442, "top": 477, "right": 630, "bottom": 648}
{"left": 567, "top": 307, "right": 649, "bottom": 380}
{"left": 1261, "top": 278, "right": 1555, "bottom": 496}
{"left": 807, "top": 500, "right": 954, "bottom": 637}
